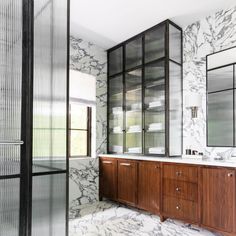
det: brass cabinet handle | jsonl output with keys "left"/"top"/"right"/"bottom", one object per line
{"left": 176, "top": 205, "right": 180, "bottom": 210}
{"left": 102, "top": 161, "right": 112, "bottom": 164}
{"left": 228, "top": 172, "right": 234, "bottom": 177}
{"left": 120, "top": 163, "right": 131, "bottom": 166}
{"left": 176, "top": 187, "right": 181, "bottom": 192}
{"left": 176, "top": 171, "right": 182, "bottom": 176}
{"left": 155, "top": 166, "right": 159, "bottom": 169}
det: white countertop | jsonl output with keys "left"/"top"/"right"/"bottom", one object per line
{"left": 98, "top": 154, "right": 236, "bottom": 168}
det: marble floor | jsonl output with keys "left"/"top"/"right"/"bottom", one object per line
{"left": 69, "top": 201, "right": 220, "bottom": 236}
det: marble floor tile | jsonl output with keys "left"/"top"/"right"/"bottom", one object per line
{"left": 69, "top": 201, "right": 220, "bottom": 236}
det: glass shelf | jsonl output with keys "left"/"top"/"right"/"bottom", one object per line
{"left": 109, "top": 74, "right": 124, "bottom": 153}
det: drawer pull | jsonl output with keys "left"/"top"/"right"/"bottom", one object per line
{"left": 155, "top": 166, "right": 159, "bottom": 169}
{"left": 228, "top": 172, "right": 234, "bottom": 177}
{"left": 102, "top": 161, "right": 112, "bottom": 164}
{"left": 120, "top": 163, "right": 131, "bottom": 166}
{"left": 176, "top": 171, "right": 182, "bottom": 176}
{"left": 176, "top": 205, "right": 180, "bottom": 210}
{"left": 176, "top": 187, "right": 181, "bottom": 192}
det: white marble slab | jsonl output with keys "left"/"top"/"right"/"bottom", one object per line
{"left": 69, "top": 201, "right": 218, "bottom": 236}
{"left": 99, "top": 154, "right": 236, "bottom": 168}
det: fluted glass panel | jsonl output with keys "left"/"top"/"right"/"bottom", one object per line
{"left": 169, "top": 25, "right": 181, "bottom": 64}
{"left": 169, "top": 62, "right": 182, "bottom": 156}
{"left": 0, "top": 0, "right": 22, "bottom": 175}
{"left": 32, "top": 174, "right": 66, "bottom": 236}
{"left": 33, "top": 0, "right": 67, "bottom": 172}
{"left": 208, "top": 90, "right": 233, "bottom": 146}
{"left": 0, "top": 178, "right": 20, "bottom": 236}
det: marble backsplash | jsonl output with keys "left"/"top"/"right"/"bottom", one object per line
{"left": 69, "top": 36, "right": 107, "bottom": 217}
{"left": 183, "top": 5, "right": 236, "bottom": 158}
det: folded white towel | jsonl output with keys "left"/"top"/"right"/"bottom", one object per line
{"left": 149, "top": 101, "right": 162, "bottom": 108}
{"left": 131, "top": 103, "right": 142, "bottom": 110}
{"left": 111, "top": 145, "right": 123, "bottom": 152}
{"left": 127, "top": 125, "right": 142, "bottom": 133}
{"left": 113, "top": 127, "right": 122, "bottom": 133}
{"left": 149, "top": 123, "right": 163, "bottom": 128}
{"left": 149, "top": 147, "right": 165, "bottom": 154}
{"left": 112, "top": 107, "right": 122, "bottom": 114}
{"left": 128, "top": 147, "right": 142, "bottom": 153}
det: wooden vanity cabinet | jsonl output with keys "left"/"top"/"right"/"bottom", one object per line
{"left": 137, "top": 161, "right": 161, "bottom": 214}
{"left": 117, "top": 159, "right": 137, "bottom": 206}
{"left": 201, "top": 167, "right": 236, "bottom": 234}
{"left": 99, "top": 157, "right": 117, "bottom": 200}
{"left": 99, "top": 157, "right": 236, "bottom": 236}
{"left": 161, "top": 163, "right": 199, "bottom": 223}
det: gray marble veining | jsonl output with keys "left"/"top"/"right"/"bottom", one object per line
{"left": 68, "top": 4, "right": 236, "bottom": 220}
{"left": 69, "top": 36, "right": 107, "bottom": 215}
{"left": 69, "top": 201, "right": 219, "bottom": 236}
{"left": 183, "top": 5, "right": 236, "bottom": 158}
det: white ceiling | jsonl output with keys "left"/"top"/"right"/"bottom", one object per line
{"left": 70, "top": 0, "right": 236, "bottom": 49}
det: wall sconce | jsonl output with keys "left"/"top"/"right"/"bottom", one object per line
{"left": 185, "top": 93, "right": 202, "bottom": 119}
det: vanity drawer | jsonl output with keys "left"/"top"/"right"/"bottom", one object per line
{"left": 163, "top": 196, "right": 198, "bottom": 223}
{"left": 163, "top": 179, "right": 198, "bottom": 202}
{"left": 163, "top": 164, "right": 198, "bottom": 183}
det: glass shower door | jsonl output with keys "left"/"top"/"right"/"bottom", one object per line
{"left": 32, "top": 1, "right": 68, "bottom": 236}
{"left": 0, "top": 1, "right": 23, "bottom": 235}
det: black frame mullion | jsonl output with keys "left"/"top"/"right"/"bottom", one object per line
{"left": 123, "top": 45, "right": 126, "bottom": 153}
{"left": 231, "top": 71, "right": 234, "bottom": 148}
{"left": 69, "top": 105, "right": 92, "bottom": 158}
{"left": 87, "top": 107, "right": 92, "bottom": 156}
{"left": 20, "top": 1, "right": 34, "bottom": 236}
{"left": 142, "top": 35, "right": 145, "bottom": 154}
{"left": 165, "top": 22, "right": 169, "bottom": 157}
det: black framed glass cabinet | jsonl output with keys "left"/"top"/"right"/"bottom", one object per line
{"left": 107, "top": 20, "right": 182, "bottom": 157}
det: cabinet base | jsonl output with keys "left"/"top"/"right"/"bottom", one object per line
{"left": 160, "top": 215, "right": 166, "bottom": 222}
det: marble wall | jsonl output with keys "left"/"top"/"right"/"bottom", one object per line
{"left": 69, "top": 36, "right": 107, "bottom": 218}
{"left": 69, "top": 5, "right": 236, "bottom": 217}
{"left": 183, "top": 5, "right": 236, "bottom": 158}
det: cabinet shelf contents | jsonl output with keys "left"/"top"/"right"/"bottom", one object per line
{"left": 108, "top": 20, "right": 182, "bottom": 156}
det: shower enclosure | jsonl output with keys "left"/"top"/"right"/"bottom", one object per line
{"left": 0, "top": 0, "right": 69, "bottom": 236}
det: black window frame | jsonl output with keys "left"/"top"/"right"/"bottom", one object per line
{"left": 69, "top": 104, "right": 92, "bottom": 158}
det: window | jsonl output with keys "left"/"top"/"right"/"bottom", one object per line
{"left": 69, "top": 69, "right": 96, "bottom": 158}
{"left": 69, "top": 103, "right": 92, "bottom": 157}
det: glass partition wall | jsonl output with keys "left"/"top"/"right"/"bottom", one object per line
{"left": 0, "top": 0, "right": 69, "bottom": 236}
{"left": 108, "top": 20, "right": 182, "bottom": 156}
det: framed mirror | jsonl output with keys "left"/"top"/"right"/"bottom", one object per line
{"left": 206, "top": 47, "right": 236, "bottom": 147}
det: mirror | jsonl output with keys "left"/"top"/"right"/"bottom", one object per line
{"left": 206, "top": 47, "right": 236, "bottom": 147}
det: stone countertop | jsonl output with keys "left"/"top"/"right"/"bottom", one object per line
{"left": 98, "top": 154, "right": 236, "bottom": 168}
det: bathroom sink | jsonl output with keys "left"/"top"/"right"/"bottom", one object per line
{"left": 215, "top": 158, "right": 236, "bottom": 163}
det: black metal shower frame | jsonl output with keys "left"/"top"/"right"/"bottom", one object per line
{"left": 17, "top": 0, "right": 70, "bottom": 236}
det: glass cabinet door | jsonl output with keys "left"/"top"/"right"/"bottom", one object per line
{"left": 125, "top": 68, "right": 142, "bottom": 154}
{"left": 144, "top": 60, "right": 165, "bottom": 154}
{"left": 109, "top": 46, "right": 123, "bottom": 76}
{"left": 169, "top": 24, "right": 181, "bottom": 64}
{"left": 108, "top": 75, "right": 124, "bottom": 153}
{"left": 125, "top": 37, "right": 142, "bottom": 70}
{"left": 169, "top": 62, "right": 182, "bottom": 156}
{"left": 145, "top": 25, "right": 165, "bottom": 63}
